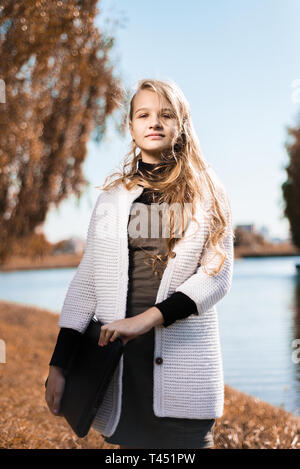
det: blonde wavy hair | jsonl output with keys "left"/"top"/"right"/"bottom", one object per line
{"left": 98, "top": 78, "right": 234, "bottom": 277}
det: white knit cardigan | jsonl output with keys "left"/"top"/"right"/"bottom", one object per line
{"left": 58, "top": 167, "right": 234, "bottom": 438}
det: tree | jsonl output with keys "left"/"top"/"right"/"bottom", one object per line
{"left": 282, "top": 115, "right": 300, "bottom": 248}
{"left": 0, "top": 0, "right": 124, "bottom": 262}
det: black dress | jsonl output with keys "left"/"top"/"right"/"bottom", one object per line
{"left": 103, "top": 171, "right": 215, "bottom": 449}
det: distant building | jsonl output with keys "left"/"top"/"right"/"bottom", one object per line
{"left": 236, "top": 224, "right": 255, "bottom": 233}
{"left": 236, "top": 224, "right": 288, "bottom": 244}
{"left": 257, "top": 225, "right": 270, "bottom": 240}
{"left": 269, "top": 237, "right": 284, "bottom": 244}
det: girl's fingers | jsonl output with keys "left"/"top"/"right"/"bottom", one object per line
{"left": 109, "top": 330, "right": 121, "bottom": 343}
{"left": 46, "top": 389, "right": 55, "bottom": 414}
{"left": 99, "top": 327, "right": 115, "bottom": 346}
{"left": 99, "top": 327, "right": 108, "bottom": 345}
{"left": 98, "top": 329, "right": 104, "bottom": 346}
{"left": 104, "top": 328, "right": 113, "bottom": 343}
{"left": 52, "top": 391, "right": 61, "bottom": 415}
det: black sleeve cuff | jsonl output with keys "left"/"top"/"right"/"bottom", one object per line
{"left": 154, "top": 291, "right": 198, "bottom": 328}
{"left": 49, "top": 327, "right": 83, "bottom": 369}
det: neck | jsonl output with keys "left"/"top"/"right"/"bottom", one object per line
{"left": 139, "top": 153, "right": 162, "bottom": 165}
{"left": 138, "top": 159, "right": 164, "bottom": 170}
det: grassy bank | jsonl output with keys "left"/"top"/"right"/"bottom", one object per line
{"left": 0, "top": 253, "right": 82, "bottom": 272}
{"left": 0, "top": 299, "right": 299, "bottom": 449}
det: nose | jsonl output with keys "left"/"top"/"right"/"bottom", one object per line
{"left": 149, "top": 115, "right": 163, "bottom": 129}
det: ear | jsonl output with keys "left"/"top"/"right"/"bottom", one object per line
{"left": 129, "top": 120, "right": 134, "bottom": 139}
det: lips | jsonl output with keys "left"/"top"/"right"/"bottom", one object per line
{"left": 146, "top": 134, "right": 164, "bottom": 137}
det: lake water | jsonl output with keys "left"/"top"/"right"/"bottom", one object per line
{"left": 0, "top": 256, "right": 300, "bottom": 416}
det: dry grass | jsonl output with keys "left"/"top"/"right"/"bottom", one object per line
{"left": 0, "top": 299, "right": 299, "bottom": 449}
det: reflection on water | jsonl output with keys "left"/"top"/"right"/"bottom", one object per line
{"left": 0, "top": 256, "right": 299, "bottom": 415}
{"left": 218, "top": 256, "right": 300, "bottom": 416}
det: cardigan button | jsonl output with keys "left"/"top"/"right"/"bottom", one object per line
{"left": 155, "top": 357, "right": 163, "bottom": 365}
{"left": 170, "top": 251, "right": 176, "bottom": 258}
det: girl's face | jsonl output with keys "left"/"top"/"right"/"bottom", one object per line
{"left": 129, "top": 89, "right": 179, "bottom": 163}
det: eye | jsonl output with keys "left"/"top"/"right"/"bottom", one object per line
{"left": 162, "top": 114, "right": 172, "bottom": 118}
{"left": 138, "top": 114, "right": 147, "bottom": 118}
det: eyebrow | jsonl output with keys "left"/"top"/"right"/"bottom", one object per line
{"left": 134, "top": 107, "right": 174, "bottom": 115}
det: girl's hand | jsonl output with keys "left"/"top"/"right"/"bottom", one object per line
{"left": 98, "top": 307, "right": 163, "bottom": 347}
{"left": 45, "top": 366, "right": 66, "bottom": 417}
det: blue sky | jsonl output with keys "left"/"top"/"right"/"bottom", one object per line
{"left": 44, "top": 0, "right": 300, "bottom": 243}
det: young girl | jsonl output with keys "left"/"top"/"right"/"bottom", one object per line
{"left": 45, "top": 78, "right": 234, "bottom": 449}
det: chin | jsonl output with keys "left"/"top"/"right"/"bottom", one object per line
{"left": 144, "top": 143, "right": 168, "bottom": 151}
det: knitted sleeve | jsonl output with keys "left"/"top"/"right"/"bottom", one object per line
{"left": 175, "top": 186, "right": 234, "bottom": 315}
{"left": 57, "top": 193, "right": 102, "bottom": 333}
{"left": 49, "top": 291, "right": 197, "bottom": 368}
{"left": 154, "top": 291, "right": 198, "bottom": 327}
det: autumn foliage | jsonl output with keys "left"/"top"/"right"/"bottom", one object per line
{"left": 282, "top": 115, "right": 300, "bottom": 248}
{"left": 0, "top": 0, "right": 124, "bottom": 263}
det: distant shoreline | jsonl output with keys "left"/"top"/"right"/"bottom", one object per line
{"left": 0, "top": 253, "right": 83, "bottom": 272}
{"left": 236, "top": 251, "right": 300, "bottom": 258}
{"left": 0, "top": 246, "right": 300, "bottom": 272}
{"left": 234, "top": 243, "right": 300, "bottom": 259}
